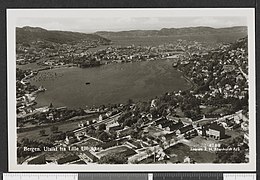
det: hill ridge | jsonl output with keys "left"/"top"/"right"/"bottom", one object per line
{"left": 16, "top": 26, "right": 111, "bottom": 45}
{"left": 95, "top": 26, "right": 247, "bottom": 38}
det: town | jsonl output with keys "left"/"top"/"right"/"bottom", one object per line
{"left": 17, "top": 37, "right": 217, "bottom": 67}
{"left": 16, "top": 35, "right": 249, "bottom": 165}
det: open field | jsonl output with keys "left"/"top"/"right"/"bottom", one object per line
{"left": 165, "top": 143, "right": 216, "bottom": 163}
{"left": 220, "top": 128, "right": 245, "bottom": 144}
{"left": 96, "top": 145, "right": 137, "bottom": 158}
{"left": 76, "top": 138, "right": 101, "bottom": 147}
{"left": 146, "top": 126, "right": 168, "bottom": 137}
{"left": 17, "top": 115, "right": 97, "bottom": 143}
{"left": 200, "top": 106, "right": 229, "bottom": 115}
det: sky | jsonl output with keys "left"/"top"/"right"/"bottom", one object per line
{"left": 14, "top": 9, "right": 248, "bottom": 33}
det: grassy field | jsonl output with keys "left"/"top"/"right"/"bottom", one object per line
{"left": 96, "top": 145, "right": 136, "bottom": 158}
{"left": 200, "top": 106, "right": 231, "bottom": 115}
{"left": 146, "top": 126, "right": 168, "bottom": 137}
{"left": 195, "top": 119, "right": 217, "bottom": 126}
{"left": 44, "top": 151, "right": 78, "bottom": 162}
{"left": 17, "top": 115, "right": 97, "bottom": 143}
{"left": 220, "top": 128, "right": 244, "bottom": 144}
{"left": 76, "top": 138, "right": 101, "bottom": 147}
{"left": 165, "top": 142, "right": 216, "bottom": 163}
{"left": 184, "top": 136, "right": 216, "bottom": 147}
{"left": 175, "top": 107, "right": 185, "bottom": 117}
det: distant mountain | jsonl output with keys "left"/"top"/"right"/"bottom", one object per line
{"left": 16, "top": 26, "right": 111, "bottom": 44}
{"left": 96, "top": 26, "right": 247, "bottom": 38}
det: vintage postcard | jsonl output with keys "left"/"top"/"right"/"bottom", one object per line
{"left": 7, "top": 8, "right": 256, "bottom": 171}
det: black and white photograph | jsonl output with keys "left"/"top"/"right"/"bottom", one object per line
{"left": 7, "top": 8, "right": 256, "bottom": 171}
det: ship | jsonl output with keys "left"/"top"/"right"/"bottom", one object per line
{"left": 85, "top": 82, "right": 91, "bottom": 85}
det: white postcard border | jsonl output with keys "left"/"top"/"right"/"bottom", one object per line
{"left": 7, "top": 8, "right": 256, "bottom": 172}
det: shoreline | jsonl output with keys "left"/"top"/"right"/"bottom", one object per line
{"left": 176, "top": 68, "right": 196, "bottom": 91}
{"left": 22, "top": 59, "right": 192, "bottom": 110}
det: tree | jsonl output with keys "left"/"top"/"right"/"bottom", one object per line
{"left": 130, "top": 129, "right": 138, "bottom": 139}
{"left": 136, "top": 119, "right": 144, "bottom": 129}
{"left": 87, "top": 126, "right": 96, "bottom": 135}
{"left": 98, "top": 131, "right": 110, "bottom": 142}
{"left": 98, "top": 153, "right": 128, "bottom": 164}
{"left": 109, "top": 130, "right": 117, "bottom": 140}
{"left": 50, "top": 126, "right": 59, "bottom": 133}
{"left": 49, "top": 103, "right": 54, "bottom": 109}
{"left": 39, "top": 129, "right": 46, "bottom": 136}
{"left": 49, "top": 132, "right": 66, "bottom": 142}
{"left": 127, "top": 99, "right": 133, "bottom": 105}
{"left": 118, "top": 112, "right": 132, "bottom": 124}
{"left": 66, "top": 131, "right": 74, "bottom": 137}
{"left": 214, "top": 143, "right": 246, "bottom": 163}
{"left": 35, "top": 113, "right": 47, "bottom": 122}
{"left": 183, "top": 110, "right": 196, "bottom": 118}
{"left": 76, "top": 108, "right": 86, "bottom": 116}
{"left": 146, "top": 149, "right": 153, "bottom": 157}
{"left": 21, "top": 138, "right": 30, "bottom": 145}
{"left": 230, "top": 152, "right": 245, "bottom": 163}
{"left": 98, "top": 123, "right": 106, "bottom": 131}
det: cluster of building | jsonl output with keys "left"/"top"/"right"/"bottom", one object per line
{"left": 18, "top": 37, "right": 249, "bottom": 165}
{"left": 179, "top": 38, "right": 248, "bottom": 103}
{"left": 16, "top": 39, "right": 110, "bottom": 65}
{"left": 16, "top": 69, "right": 47, "bottom": 118}
{"left": 17, "top": 38, "right": 216, "bottom": 69}
{"left": 23, "top": 103, "right": 248, "bottom": 165}
{"left": 15, "top": 39, "right": 214, "bottom": 123}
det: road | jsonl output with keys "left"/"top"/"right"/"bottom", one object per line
{"left": 92, "top": 113, "right": 122, "bottom": 128}
{"left": 238, "top": 67, "right": 248, "bottom": 80}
